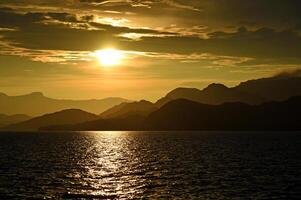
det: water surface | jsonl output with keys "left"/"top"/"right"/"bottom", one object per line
{"left": 0, "top": 131, "right": 300, "bottom": 199}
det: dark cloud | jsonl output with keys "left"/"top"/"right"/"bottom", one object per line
{"left": 208, "top": 0, "right": 301, "bottom": 23}
{"left": 0, "top": 7, "right": 174, "bottom": 51}
{"left": 47, "top": 12, "right": 79, "bottom": 22}
{"left": 273, "top": 69, "right": 301, "bottom": 79}
{"left": 169, "top": 0, "right": 301, "bottom": 29}
{"left": 119, "top": 27, "right": 301, "bottom": 60}
{"left": 1, "top": 1, "right": 301, "bottom": 61}
{"left": 75, "top": 0, "right": 301, "bottom": 28}
{"left": 2, "top": 1, "right": 301, "bottom": 30}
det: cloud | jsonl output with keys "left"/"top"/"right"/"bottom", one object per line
{"left": 0, "top": 7, "right": 175, "bottom": 56}
{"left": 118, "top": 27, "right": 301, "bottom": 62}
{"left": 1, "top": 2, "right": 301, "bottom": 68}
{"left": 2, "top": 1, "right": 301, "bottom": 38}
{"left": 273, "top": 69, "right": 301, "bottom": 78}
{"left": 2, "top": 0, "right": 301, "bottom": 101}
{"left": 78, "top": 0, "right": 200, "bottom": 10}
{"left": 2, "top": 6, "right": 301, "bottom": 67}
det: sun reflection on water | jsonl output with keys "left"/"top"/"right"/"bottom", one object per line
{"left": 65, "top": 131, "right": 147, "bottom": 198}
{"left": 2, "top": 132, "right": 297, "bottom": 199}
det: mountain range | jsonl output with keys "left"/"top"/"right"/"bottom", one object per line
{"left": 2, "top": 75, "right": 301, "bottom": 131}
{"left": 99, "top": 100, "right": 157, "bottom": 119}
{"left": 156, "top": 76, "right": 301, "bottom": 107}
{"left": 41, "top": 96, "right": 301, "bottom": 131}
{"left": 146, "top": 97, "right": 301, "bottom": 131}
{"left": 0, "top": 92, "right": 129, "bottom": 116}
{"left": 3, "top": 109, "right": 98, "bottom": 131}
{"left": 100, "top": 75, "right": 301, "bottom": 120}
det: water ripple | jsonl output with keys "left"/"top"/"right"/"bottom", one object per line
{"left": 0, "top": 131, "right": 301, "bottom": 199}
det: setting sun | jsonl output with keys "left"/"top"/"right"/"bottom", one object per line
{"left": 2, "top": 1, "right": 301, "bottom": 199}
{"left": 94, "top": 49, "right": 123, "bottom": 66}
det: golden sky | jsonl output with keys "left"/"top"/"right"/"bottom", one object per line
{"left": 1, "top": 0, "right": 301, "bottom": 101}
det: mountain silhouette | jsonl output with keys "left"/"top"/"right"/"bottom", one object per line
{"left": 0, "top": 114, "right": 31, "bottom": 128}
{"left": 99, "top": 81, "right": 266, "bottom": 120}
{"left": 156, "top": 76, "right": 301, "bottom": 107}
{"left": 156, "top": 84, "right": 264, "bottom": 107}
{"left": 2, "top": 75, "right": 301, "bottom": 119}
{"left": 44, "top": 100, "right": 156, "bottom": 131}
{"left": 148, "top": 97, "right": 301, "bottom": 130}
{"left": 41, "top": 115, "right": 144, "bottom": 131}
{"left": 0, "top": 92, "right": 130, "bottom": 116}
{"left": 3, "top": 75, "right": 301, "bottom": 131}
{"left": 99, "top": 100, "right": 157, "bottom": 119}
{"left": 235, "top": 76, "right": 301, "bottom": 101}
{"left": 41, "top": 96, "right": 301, "bottom": 131}
{"left": 3, "top": 109, "right": 99, "bottom": 131}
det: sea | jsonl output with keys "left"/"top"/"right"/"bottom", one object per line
{"left": 0, "top": 131, "right": 300, "bottom": 199}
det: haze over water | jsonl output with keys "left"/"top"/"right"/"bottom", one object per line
{"left": 0, "top": 131, "right": 300, "bottom": 199}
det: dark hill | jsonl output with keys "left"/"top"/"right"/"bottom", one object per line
{"left": 155, "top": 76, "right": 301, "bottom": 107}
{"left": 41, "top": 115, "right": 144, "bottom": 131}
{"left": 0, "top": 92, "right": 130, "bottom": 116}
{"left": 42, "top": 97, "right": 301, "bottom": 131}
{"left": 4, "top": 109, "right": 99, "bottom": 131}
{"left": 148, "top": 97, "right": 301, "bottom": 130}
{"left": 156, "top": 84, "right": 264, "bottom": 107}
{"left": 100, "top": 100, "right": 157, "bottom": 119}
{"left": 235, "top": 76, "right": 301, "bottom": 101}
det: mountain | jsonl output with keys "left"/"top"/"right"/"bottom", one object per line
{"left": 4, "top": 75, "right": 301, "bottom": 131}
{"left": 148, "top": 97, "right": 301, "bottom": 130}
{"left": 2, "top": 75, "right": 300, "bottom": 118}
{"left": 0, "top": 114, "right": 31, "bottom": 128}
{"left": 156, "top": 76, "right": 301, "bottom": 107}
{"left": 99, "top": 100, "right": 157, "bottom": 119}
{"left": 42, "top": 97, "right": 301, "bottom": 131}
{"left": 3, "top": 109, "right": 99, "bottom": 131}
{"left": 0, "top": 92, "right": 130, "bottom": 116}
{"left": 98, "top": 81, "right": 265, "bottom": 120}
{"left": 156, "top": 84, "right": 264, "bottom": 107}
{"left": 41, "top": 115, "right": 144, "bottom": 131}
{"left": 235, "top": 76, "right": 301, "bottom": 101}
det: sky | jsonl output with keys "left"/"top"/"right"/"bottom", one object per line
{"left": 1, "top": 0, "right": 301, "bottom": 101}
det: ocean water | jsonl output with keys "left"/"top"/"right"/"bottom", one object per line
{"left": 0, "top": 131, "right": 300, "bottom": 199}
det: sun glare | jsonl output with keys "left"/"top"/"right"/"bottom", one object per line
{"left": 94, "top": 49, "right": 123, "bottom": 66}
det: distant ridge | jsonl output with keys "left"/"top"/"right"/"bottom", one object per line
{"left": 147, "top": 96, "right": 301, "bottom": 130}
{"left": 41, "top": 96, "right": 301, "bottom": 131}
{"left": 3, "top": 109, "right": 99, "bottom": 131}
{"left": 3, "top": 75, "right": 301, "bottom": 131}
{"left": 100, "top": 100, "right": 157, "bottom": 119}
{"left": 235, "top": 76, "right": 301, "bottom": 101}
{"left": 155, "top": 76, "right": 301, "bottom": 107}
{"left": 0, "top": 92, "right": 130, "bottom": 116}
{"left": 89, "top": 76, "right": 301, "bottom": 123}
{"left": 155, "top": 84, "right": 264, "bottom": 107}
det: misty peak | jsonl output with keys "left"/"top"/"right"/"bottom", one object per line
{"left": 138, "top": 100, "right": 153, "bottom": 105}
{"left": 204, "top": 83, "right": 228, "bottom": 91}
{"left": 167, "top": 87, "right": 201, "bottom": 97}
{"left": 28, "top": 92, "right": 44, "bottom": 97}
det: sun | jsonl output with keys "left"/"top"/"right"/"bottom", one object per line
{"left": 94, "top": 49, "right": 123, "bottom": 66}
